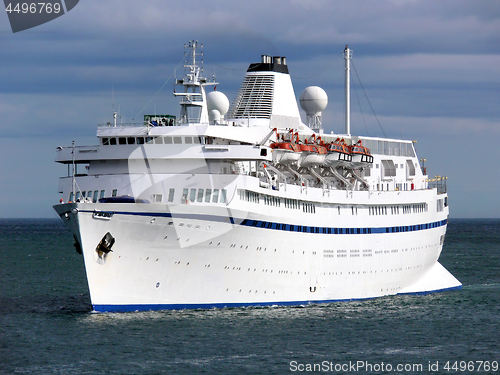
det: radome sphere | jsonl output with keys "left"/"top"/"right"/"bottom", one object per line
{"left": 209, "top": 109, "right": 221, "bottom": 122}
{"left": 300, "top": 86, "right": 328, "bottom": 114}
{"left": 207, "top": 91, "right": 230, "bottom": 115}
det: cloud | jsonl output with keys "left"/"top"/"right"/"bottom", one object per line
{"left": 1, "top": 0, "right": 500, "bottom": 217}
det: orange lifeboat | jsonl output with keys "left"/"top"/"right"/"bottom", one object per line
{"left": 324, "top": 138, "right": 352, "bottom": 167}
{"left": 349, "top": 140, "right": 373, "bottom": 166}
{"left": 270, "top": 129, "right": 301, "bottom": 165}
{"left": 299, "top": 134, "right": 327, "bottom": 167}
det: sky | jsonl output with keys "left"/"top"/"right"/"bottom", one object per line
{"left": 0, "top": 0, "right": 499, "bottom": 218}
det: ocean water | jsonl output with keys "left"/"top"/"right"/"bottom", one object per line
{"left": 0, "top": 219, "right": 498, "bottom": 375}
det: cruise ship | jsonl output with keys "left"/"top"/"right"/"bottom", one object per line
{"left": 54, "top": 41, "right": 461, "bottom": 312}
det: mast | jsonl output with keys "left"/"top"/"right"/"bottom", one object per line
{"left": 344, "top": 44, "right": 352, "bottom": 136}
{"left": 174, "top": 40, "right": 217, "bottom": 124}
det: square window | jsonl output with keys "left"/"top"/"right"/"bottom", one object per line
{"left": 154, "top": 137, "right": 163, "bottom": 144}
{"left": 221, "top": 189, "right": 227, "bottom": 203}
{"left": 119, "top": 137, "right": 126, "bottom": 145}
{"left": 212, "top": 189, "right": 219, "bottom": 203}
{"left": 164, "top": 137, "right": 172, "bottom": 144}
{"left": 205, "top": 189, "right": 212, "bottom": 203}
{"left": 102, "top": 137, "right": 109, "bottom": 145}
{"left": 127, "top": 137, "right": 136, "bottom": 145}
{"left": 173, "top": 137, "right": 182, "bottom": 144}
{"left": 184, "top": 136, "right": 192, "bottom": 144}
{"left": 182, "top": 188, "right": 189, "bottom": 202}
{"left": 109, "top": 138, "right": 117, "bottom": 145}
{"left": 137, "top": 137, "right": 145, "bottom": 144}
{"left": 146, "top": 137, "right": 154, "bottom": 144}
{"left": 189, "top": 189, "right": 196, "bottom": 202}
{"left": 193, "top": 137, "right": 201, "bottom": 144}
{"left": 197, "top": 189, "right": 204, "bottom": 202}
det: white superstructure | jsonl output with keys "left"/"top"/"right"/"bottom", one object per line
{"left": 54, "top": 41, "right": 461, "bottom": 312}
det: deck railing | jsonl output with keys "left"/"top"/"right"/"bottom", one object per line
{"left": 427, "top": 176, "right": 447, "bottom": 194}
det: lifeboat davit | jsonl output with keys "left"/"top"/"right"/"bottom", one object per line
{"left": 350, "top": 140, "right": 373, "bottom": 167}
{"left": 270, "top": 130, "right": 301, "bottom": 165}
{"left": 299, "top": 134, "right": 327, "bottom": 168}
{"left": 324, "top": 138, "right": 352, "bottom": 167}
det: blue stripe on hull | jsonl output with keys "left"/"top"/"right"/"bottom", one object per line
{"left": 81, "top": 209, "right": 447, "bottom": 235}
{"left": 93, "top": 285, "right": 462, "bottom": 313}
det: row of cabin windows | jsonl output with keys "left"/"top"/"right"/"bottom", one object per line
{"left": 238, "top": 190, "right": 317, "bottom": 214}
{"left": 68, "top": 189, "right": 117, "bottom": 203}
{"left": 101, "top": 136, "right": 204, "bottom": 146}
{"left": 101, "top": 136, "right": 252, "bottom": 146}
{"left": 369, "top": 203, "right": 428, "bottom": 216}
{"left": 151, "top": 188, "right": 176, "bottom": 203}
{"left": 182, "top": 188, "right": 228, "bottom": 204}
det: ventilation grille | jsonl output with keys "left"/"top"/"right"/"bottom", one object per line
{"left": 229, "top": 75, "right": 274, "bottom": 119}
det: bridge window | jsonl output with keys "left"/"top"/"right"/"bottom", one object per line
{"left": 119, "top": 137, "right": 126, "bottom": 145}
{"left": 205, "top": 189, "right": 212, "bottom": 203}
{"left": 381, "top": 160, "right": 396, "bottom": 177}
{"left": 173, "top": 137, "right": 182, "bottom": 144}
{"left": 127, "top": 137, "right": 135, "bottom": 145}
{"left": 212, "top": 189, "right": 220, "bottom": 203}
{"left": 189, "top": 189, "right": 196, "bottom": 202}
{"left": 406, "top": 159, "right": 416, "bottom": 176}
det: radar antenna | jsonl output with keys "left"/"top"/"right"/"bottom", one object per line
{"left": 174, "top": 40, "right": 217, "bottom": 124}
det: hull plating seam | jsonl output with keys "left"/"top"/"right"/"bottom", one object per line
{"left": 80, "top": 209, "right": 447, "bottom": 235}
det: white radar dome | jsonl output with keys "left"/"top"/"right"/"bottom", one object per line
{"left": 300, "top": 86, "right": 328, "bottom": 115}
{"left": 209, "top": 109, "right": 221, "bottom": 123}
{"left": 207, "top": 91, "right": 230, "bottom": 115}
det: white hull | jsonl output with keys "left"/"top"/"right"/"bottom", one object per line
{"left": 54, "top": 196, "right": 461, "bottom": 312}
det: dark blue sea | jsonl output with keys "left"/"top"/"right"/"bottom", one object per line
{"left": 1, "top": 219, "right": 499, "bottom": 374}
